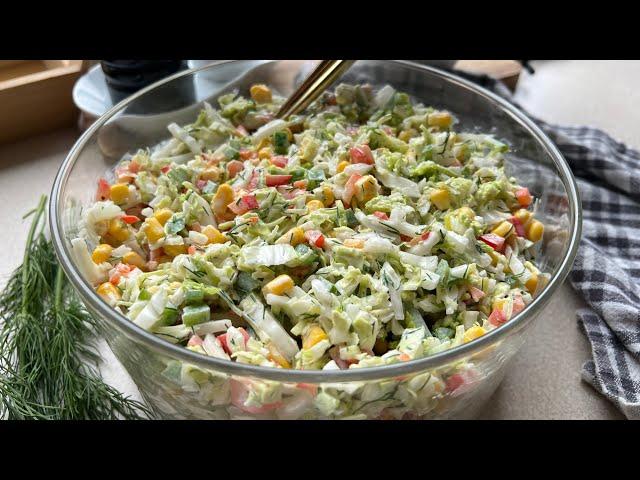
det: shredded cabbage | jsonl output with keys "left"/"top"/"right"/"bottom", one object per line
{"left": 75, "top": 80, "right": 545, "bottom": 418}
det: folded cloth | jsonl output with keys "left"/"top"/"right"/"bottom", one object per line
{"left": 538, "top": 124, "right": 640, "bottom": 419}
{"left": 480, "top": 75, "right": 640, "bottom": 419}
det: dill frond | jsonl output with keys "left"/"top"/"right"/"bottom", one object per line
{"left": 0, "top": 195, "right": 151, "bottom": 420}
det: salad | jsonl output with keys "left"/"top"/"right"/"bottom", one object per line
{"left": 73, "top": 81, "right": 547, "bottom": 397}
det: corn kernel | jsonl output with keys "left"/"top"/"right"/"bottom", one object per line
{"left": 268, "top": 343, "right": 291, "bottom": 369}
{"left": 143, "top": 217, "right": 166, "bottom": 243}
{"left": 492, "top": 221, "right": 514, "bottom": 237}
{"left": 428, "top": 111, "right": 453, "bottom": 128}
{"left": 303, "top": 325, "right": 328, "bottom": 350}
{"left": 107, "top": 218, "right": 130, "bottom": 242}
{"left": 488, "top": 249, "right": 501, "bottom": 266}
{"left": 123, "top": 251, "right": 146, "bottom": 270}
{"left": 463, "top": 325, "right": 486, "bottom": 343}
{"left": 430, "top": 189, "right": 450, "bottom": 210}
{"left": 526, "top": 220, "right": 544, "bottom": 243}
{"left": 457, "top": 206, "right": 475, "bottom": 221}
{"left": 212, "top": 184, "right": 235, "bottom": 221}
{"left": 263, "top": 274, "right": 294, "bottom": 296}
{"left": 250, "top": 84, "right": 272, "bottom": 104}
{"left": 91, "top": 244, "right": 113, "bottom": 264}
{"left": 289, "top": 227, "right": 305, "bottom": 245}
{"left": 97, "top": 282, "right": 121, "bottom": 304}
{"left": 492, "top": 298, "right": 508, "bottom": 313}
{"left": 514, "top": 208, "right": 532, "bottom": 225}
{"left": 163, "top": 244, "right": 188, "bottom": 257}
{"left": 322, "top": 186, "right": 335, "bottom": 206}
{"left": 343, "top": 238, "right": 365, "bottom": 249}
{"left": 153, "top": 208, "right": 173, "bottom": 226}
{"left": 336, "top": 160, "right": 349, "bottom": 173}
{"left": 200, "top": 166, "right": 221, "bottom": 182}
{"left": 306, "top": 199, "right": 324, "bottom": 212}
{"left": 525, "top": 271, "right": 539, "bottom": 294}
{"left": 398, "top": 128, "right": 417, "bottom": 143}
{"left": 277, "top": 227, "right": 305, "bottom": 246}
{"left": 199, "top": 225, "right": 225, "bottom": 244}
{"left": 256, "top": 137, "right": 271, "bottom": 151}
{"left": 354, "top": 175, "right": 379, "bottom": 204}
{"left": 109, "top": 183, "right": 130, "bottom": 204}
{"left": 258, "top": 147, "right": 272, "bottom": 160}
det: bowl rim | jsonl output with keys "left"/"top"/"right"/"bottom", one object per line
{"left": 50, "top": 60, "right": 582, "bottom": 383}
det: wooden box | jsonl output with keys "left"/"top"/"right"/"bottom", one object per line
{"left": 454, "top": 60, "right": 523, "bottom": 91}
{"left": 0, "top": 60, "right": 86, "bottom": 145}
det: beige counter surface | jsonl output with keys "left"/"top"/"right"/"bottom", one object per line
{"left": 1, "top": 60, "right": 635, "bottom": 419}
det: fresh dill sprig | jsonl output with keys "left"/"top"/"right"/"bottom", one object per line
{"left": 0, "top": 195, "right": 151, "bottom": 420}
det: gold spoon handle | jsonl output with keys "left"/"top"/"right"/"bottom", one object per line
{"left": 276, "top": 60, "right": 355, "bottom": 119}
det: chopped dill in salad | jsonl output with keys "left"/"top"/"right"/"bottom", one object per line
{"left": 73, "top": 82, "right": 548, "bottom": 372}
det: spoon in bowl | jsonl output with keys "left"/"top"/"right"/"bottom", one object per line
{"left": 97, "top": 60, "right": 354, "bottom": 160}
{"left": 275, "top": 60, "right": 355, "bottom": 119}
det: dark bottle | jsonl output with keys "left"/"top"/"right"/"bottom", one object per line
{"left": 100, "top": 60, "right": 194, "bottom": 113}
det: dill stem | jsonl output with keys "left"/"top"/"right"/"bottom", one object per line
{"left": 20, "top": 195, "right": 47, "bottom": 314}
{"left": 54, "top": 265, "right": 64, "bottom": 311}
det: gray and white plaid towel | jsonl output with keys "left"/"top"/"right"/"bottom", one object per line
{"left": 538, "top": 123, "right": 640, "bottom": 419}
{"left": 489, "top": 78, "right": 640, "bottom": 419}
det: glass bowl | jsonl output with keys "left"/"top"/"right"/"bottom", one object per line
{"left": 50, "top": 60, "right": 581, "bottom": 419}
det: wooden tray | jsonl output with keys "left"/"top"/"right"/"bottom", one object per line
{"left": 454, "top": 60, "right": 523, "bottom": 91}
{"left": 0, "top": 60, "right": 87, "bottom": 145}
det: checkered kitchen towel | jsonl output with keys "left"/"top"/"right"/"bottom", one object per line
{"left": 344, "top": 63, "right": 640, "bottom": 418}
{"left": 488, "top": 78, "right": 640, "bottom": 419}
{"left": 539, "top": 123, "right": 640, "bottom": 420}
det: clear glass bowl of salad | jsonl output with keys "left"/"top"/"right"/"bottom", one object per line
{"left": 50, "top": 60, "right": 581, "bottom": 419}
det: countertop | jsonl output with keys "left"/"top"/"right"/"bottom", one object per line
{"left": 1, "top": 60, "right": 636, "bottom": 419}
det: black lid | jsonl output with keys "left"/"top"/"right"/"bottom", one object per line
{"left": 100, "top": 60, "right": 192, "bottom": 109}
{"left": 101, "top": 60, "right": 183, "bottom": 75}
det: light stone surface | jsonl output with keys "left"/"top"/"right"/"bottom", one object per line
{"left": 1, "top": 60, "right": 636, "bottom": 419}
